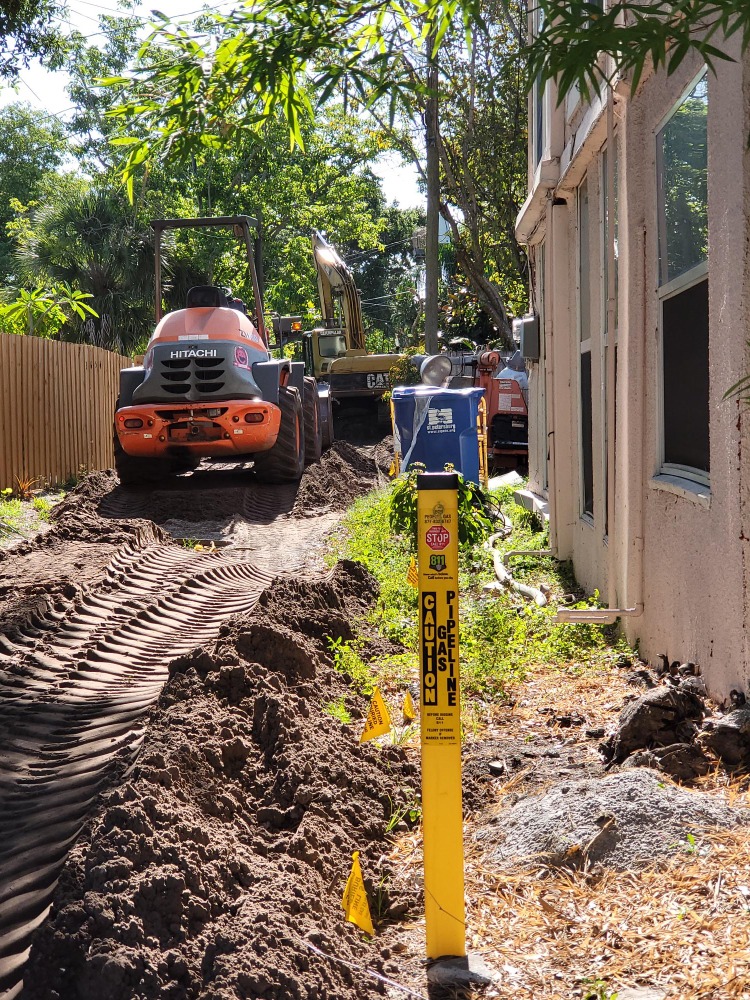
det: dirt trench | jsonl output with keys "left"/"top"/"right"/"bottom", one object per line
{"left": 0, "top": 443, "right": 415, "bottom": 1000}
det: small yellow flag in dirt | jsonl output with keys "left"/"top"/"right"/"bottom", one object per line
{"left": 388, "top": 457, "right": 398, "bottom": 477}
{"left": 341, "top": 851, "right": 374, "bottom": 935}
{"left": 406, "top": 555, "right": 419, "bottom": 589}
{"left": 403, "top": 689, "right": 416, "bottom": 721}
{"left": 359, "top": 686, "right": 392, "bottom": 743}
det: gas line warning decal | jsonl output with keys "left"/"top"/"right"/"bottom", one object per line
{"left": 420, "top": 589, "right": 460, "bottom": 743}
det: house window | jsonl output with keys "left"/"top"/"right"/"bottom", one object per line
{"left": 656, "top": 72, "right": 709, "bottom": 483}
{"left": 578, "top": 175, "right": 594, "bottom": 519}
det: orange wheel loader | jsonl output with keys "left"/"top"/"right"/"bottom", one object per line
{"left": 113, "top": 216, "right": 332, "bottom": 486}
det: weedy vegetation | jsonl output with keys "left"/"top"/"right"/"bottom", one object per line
{"left": 333, "top": 477, "right": 633, "bottom": 704}
{"left": 0, "top": 483, "right": 63, "bottom": 542}
{"left": 322, "top": 697, "right": 352, "bottom": 725}
{"left": 327, "top": 635, "right": 374, "bottom": 695}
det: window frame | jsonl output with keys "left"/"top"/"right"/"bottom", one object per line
{"left": 577, "top": 174, "right": 594, "bottom": 524}
{"left": 655, "top": 69, "right": 708, "bottom": 288}
{"left": 653, "top": 69, "right": 710, "bottom": 492}
{"left": 656, "top": 261, "right": 710, "bottom": 488}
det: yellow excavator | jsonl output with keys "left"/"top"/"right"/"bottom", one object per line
{"left": 275, "top": 232, "right": 402, "bottom": 422}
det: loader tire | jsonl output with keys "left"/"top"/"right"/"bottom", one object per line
{"left": 253, "top": 385, "right": 305, "bottom": 483}
{"left": 113, "top": 429, "right": 165, "bottom": 486}
{"left": 302, "top": 377, "right": 323, "bottom": 465}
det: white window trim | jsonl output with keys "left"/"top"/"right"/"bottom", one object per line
{"left": 653, "top": 71, "right": 709, "bottom": 495}
{"left": 654, "top": 67, "right": 710, "bottom": 137}
{"left": 654, "top": 262, "right": 710, "bottom": 492}
{"left": 649, "top": 473, "right": 711, "bottom": 508}
{"left": 577, "top": 174, "right": 594, "bottom": 522}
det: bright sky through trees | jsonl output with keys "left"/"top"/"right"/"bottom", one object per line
{"left": 0, "top": 0, "right": 423, "bottom": 208}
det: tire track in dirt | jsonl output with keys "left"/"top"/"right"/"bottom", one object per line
{"left": 0, "top": 543, "right": 308, "bottom": 998}
{"left": 0, "top": 442, "right": 382, "bottom": 998}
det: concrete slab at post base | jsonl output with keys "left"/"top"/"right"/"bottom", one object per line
{"left": 426, "top": 953, "right": 500, "bottom": 988}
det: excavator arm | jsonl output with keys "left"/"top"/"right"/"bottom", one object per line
{"left": 312, "top": 231, "right": 366, "bottom": 351}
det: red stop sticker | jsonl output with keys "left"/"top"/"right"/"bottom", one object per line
{"left": 425, "top": 525, "right": 450, "bottom": 550}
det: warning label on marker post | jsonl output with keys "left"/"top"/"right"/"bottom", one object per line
{"left": 425, "top": 525, "right": 450, "bottom": 550}
{"left": 417, "top": 492, "right": 461, "bottom": 747}
{"left": 419, "top": 588, "right": 460, "bottom": 744}
{"left": 416, "top": 472, "right": 465, "bottom": 960}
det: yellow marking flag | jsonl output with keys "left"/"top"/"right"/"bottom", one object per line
{"left": 403, "top": 689, "right": 416, "bottom": 721}
{"left": 406, "top": 555, "right": 419, "bottom": 588}
{"left": 341, "top": 851, "right": 374, "bottom": 935}
{"left": 359, "top": 686, "right": 392, "bottom": 743}
{"left": 388, "top": 458, "right": 398, "bottom": 477}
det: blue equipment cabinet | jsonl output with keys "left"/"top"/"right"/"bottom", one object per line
{"left": 391, "top": 385, "right": 487, "bottom": 485}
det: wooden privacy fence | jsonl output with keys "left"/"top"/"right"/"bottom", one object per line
{"left": 0, "top": 334, "right": 130, "bottom": 490}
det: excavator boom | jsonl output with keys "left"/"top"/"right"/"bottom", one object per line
{"left": 312, "top": 231, "right": 366, "bottom": 351}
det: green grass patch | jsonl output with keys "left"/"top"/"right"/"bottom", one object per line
{"left": 0, "top": 495, "right": 24, "bottom": 537}
{"left": 323, "top": 697, "right": 352, "bottom": 725}
{"left": 333, "top": 481, "right": 633, "bottom": 702}
{"left": 327, "top": 635, "right": 376, "bottom": 695}
{"left": 31, "top": 496, "right": 53, "bottom": 521}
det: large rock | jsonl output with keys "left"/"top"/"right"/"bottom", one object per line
{"left": 601, "top": 685, "right": 705, "bottom": 764}
{"left": 699, "top": 707, "right": 750, "bottom": 764}
{"left": 625, "top": 742, "right": 712, "bottom": 780}
{"left": 479, "top": 769, "right": 748, "bottom": 871}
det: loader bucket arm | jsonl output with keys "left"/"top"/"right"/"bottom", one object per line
{"left": 311, "top": 231, "right": 366, "bottom": 351}
{"left": 151, "top": 215, "right": 268, "bottom": 348}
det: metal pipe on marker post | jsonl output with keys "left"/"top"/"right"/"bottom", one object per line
{"left": 416, "top": 472, "right": 465, "bottom": 960}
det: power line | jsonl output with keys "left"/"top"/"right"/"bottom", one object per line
{"left": 67, "top": 0, "right": 238, "bottom": 26}
{"left": 346, "top": 236, "right": 415, "bottom": 262}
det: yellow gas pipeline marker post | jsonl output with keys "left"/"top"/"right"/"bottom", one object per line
{"left": 417, "top": 471, "right": 466, "bottom": 960}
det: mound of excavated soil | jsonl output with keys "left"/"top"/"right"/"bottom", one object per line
{"left": 49, "top": 470, "right": 170, "bottom": 546}
{"left": 479, "top": 769, "right": 750, "bottom": 872}
{"left": 21, "top": 561, "right": 421, "bottom": 1000}
{"left": 292, "top": 442, "right": 381, "bottom": 516}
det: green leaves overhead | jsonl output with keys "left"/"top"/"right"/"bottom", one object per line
{"left": 104, "top": 0, "right": 480, "bottom": 195}
{"left": 0, "top": 0, "right": 67, "bottom": 81}
{"left": 525, "top": 0, "right": 750, "bottom": 103}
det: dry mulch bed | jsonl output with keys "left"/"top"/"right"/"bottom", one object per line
{"left": 380, "top": 665, "right": 750, "bottom": 999}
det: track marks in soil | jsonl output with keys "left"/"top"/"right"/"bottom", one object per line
{"left": 0, "top": 542, "right": 289, "bottom": 998}
{"left": 0, "top": 442, "right": 384, "bottom": 997}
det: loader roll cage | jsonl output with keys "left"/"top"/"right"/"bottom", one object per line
{"left": 151, "top": 215, "right": 267, "bottom": 347}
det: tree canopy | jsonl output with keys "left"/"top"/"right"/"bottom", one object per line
{"left": 0, "top": 0, "right": 67, "bottom": 80}
{"left": 104, "top": 0, "right": 477, "bottom": 198}
{"left": 0, "top": 12, "right": 423, "bottom": 352}
{"left": 527, "top": 0, "right": 750, "bottom": 101}
{"left": 0, "top": 102, "right": 68, "bottom": 280}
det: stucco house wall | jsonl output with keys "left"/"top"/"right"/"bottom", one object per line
{"left": 516, "top": 40, "right": 750, "bottom": 698}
